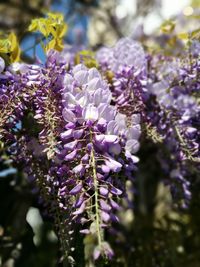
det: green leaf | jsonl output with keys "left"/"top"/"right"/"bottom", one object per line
{"left": 178, "top": 32, "right": 189, "bottom": 40}
{"left": 191, "top": 28, "right": 200, "bottom": 40}
{"left": 160, "top": 20, "right": 176, "bottom": 34}
{"left": 0, "top": 32, "right": 20, "bottom": 62}
{"left": 75, "top": 50, "right": 98, "bottom": 68}
{"left": 28, "top": 13, "right": 67, "bottom": 52}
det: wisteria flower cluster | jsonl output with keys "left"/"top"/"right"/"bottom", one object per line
{"left": 0, "top": 33, "right": 200, "bottom": 266}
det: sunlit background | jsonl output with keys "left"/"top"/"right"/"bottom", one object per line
{"left": 0, "top": 0, "right": 197, "bottom": 60}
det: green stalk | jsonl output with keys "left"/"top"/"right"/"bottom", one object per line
{"left": 90, "top": 130, "right": 102, "bottom": 247}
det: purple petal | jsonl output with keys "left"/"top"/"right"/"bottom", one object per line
{"left": 93, "top": 246, "right": 101, "bottom": 260}
{"left": 110, "top": 214, "right": 119, "bottom": 223}
{"left": 100, "top": 199, "right": 111, "bottom": 211}
{"left": 88, "top": 67, "right": 100, "bottom": 79}
{"left": 0, "top": 57, "right": 5, "bottom": 73}
{"left": 104, "top": 135, "right": 118, "bottom": 143}
{"left": 63, "top": 92, "right": 76, "bottom": 108}
{"left": 105, "top": 157, "right": 122, "bottom": 172}
{"left": 101, "top": 242, "right": 114, "bottom": 259}
{"left": 82, "top": 104, "right": 99, "bottom": 121}
{"left": 65, "top": 179, "right": 76, "bottom": 186}
{"left": 74, "top": 195, "right": 84, "bottom": 208}
{"left": 98, "top": 104, "right": 115, "bottom": 121}
{"left": 64, "top": 140, "right": 77, "bottom": 151}
{"left": 115, "top": 113, "right": 127, "bottom": 131}
{"left": 60, "top": 129, "right": 73, "bottom": 141}
{"left": 95, "top": 134, "right": 105, "bottom": 143}
{"left": 107, "top": 120, "right": 119, "bottom": 135}
{"left": 34, "top": 113, "right": 42, "bottom": 120}
{"left": 72, "top": 164, "right": 85, "bottom": 176}
{"left": 65, "top": 122, "right": 76, "bottom": 129}
{"left": 110, "top": 186, "right": 123, "bottom": 196}
{"left": 69, "top": 182, "right": 83, "bottom": 195}
{"left": 110, "top": 199, "right": 120, "bottom": 210}
{"left": 74, "top": 70, "right": 88, "bottom": 85}
{"left": 125, "top": 139, "right": 140, "bottom": 154}
{"left": 81, "top": 154, "right": 89, "bottom": 163}
{"left": 101, "top": 211, "right": 110, "bottom": 222}
{"left": 126, "top": 125, "right": 141, "bottom": 140}
{"left": 108, "top": 143, "right": 121, "bottom": 155}
{"left": 80, "top": 229, "right": 90, "bottom": 234}
{"left": 62, "top": 108, "right": 76, "bottom": 123}
{"left": 80, "top": 217, "right": 89, "bottom": 224}
{"left": 64, "top": 149, "right": 77, "bottom": 161}
{"left": 73, "top": 129, "right": 84, "bottom": 139}
{"left": 131, "top": 114, "right": 141, "bottom": 124}
{"left": 87, "top": 77, "right": 102, "bottom": 91}
{"left": 94, "top": 88, "right": 111, "bottom": 105}
{"left": 99, "top": 187, "right": 109, "bottom": 197}
{"left": 73, "top": 201, "right": 86, "bottom": 215}
{"left": 101, "top": 164, "right": 110, "bottom": 173}
{"left": 73, "top": 64, "right": 87, "bottom": 73}
{"left": 125, "top": 151, "right": 140, "bottom": 163}
{"left": 63, "top": 73, "right": 73, "bottom": 86}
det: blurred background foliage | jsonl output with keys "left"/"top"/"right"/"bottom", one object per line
{"left": 0, "top": 0, "right": 200, "bottom": 267}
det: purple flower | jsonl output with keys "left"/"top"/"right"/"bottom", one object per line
{"left": 0, "top": 57, "right": 5, "bottom": 73}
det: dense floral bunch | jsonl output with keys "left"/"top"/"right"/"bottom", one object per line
{"left": 0, "top": 32, "right": 200, "bottom": 266}
{"left": 147, "top": 52, "right": 200, "bottom": 207}
{"left": 0, "top": 42, "right": 142, "bottom": 263}
{"left": 58, "top": 63, "right": 141, "bottom": 258}
{"left": 96, "top": 37, "right": 197, "bottom": 208}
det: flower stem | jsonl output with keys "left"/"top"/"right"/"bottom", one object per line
{"left": 90, "top": 130, "right": 102, "bottom": 247}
